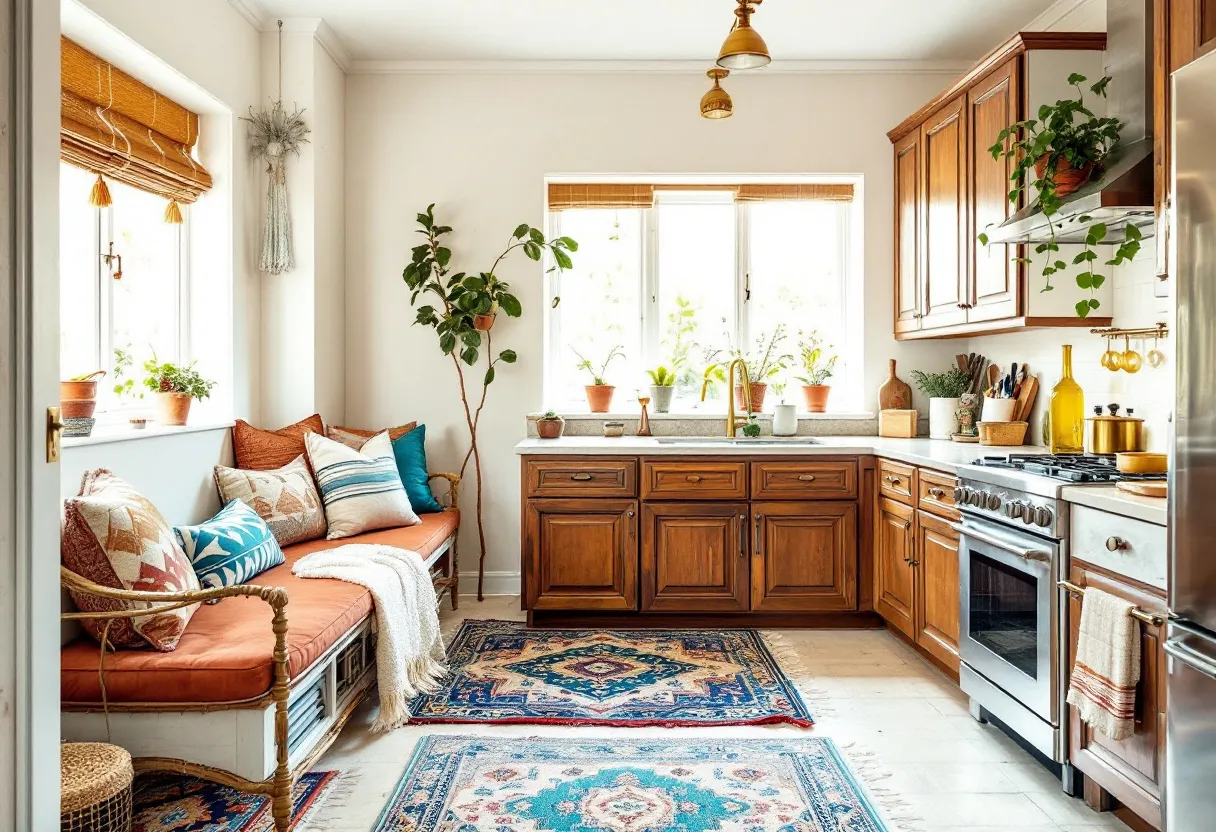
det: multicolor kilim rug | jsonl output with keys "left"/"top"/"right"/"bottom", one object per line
{"left": 409, "top": 619, "right": 812, "bottom": 727}
{"left": 373, "top": 736, "right": 888, "bottom": 832}
{"left": 132, "top": 770, "right": 336, "bottom": 831}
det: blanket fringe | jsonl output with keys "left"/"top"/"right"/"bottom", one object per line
{"left": 760, "top": 630, "right": 836, "bottom": 718}
{"left": 371, "top": 656, "right": 448, "bottom": 732}
{"left": 835, "top": 740, "right": 925, "bottom": 832}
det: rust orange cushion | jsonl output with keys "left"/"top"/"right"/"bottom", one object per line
{"left": 233, "top": 414, "right": 324, "bottom": 471}
{"left": 327, "top": 421, "right": 417, "bottom": 449}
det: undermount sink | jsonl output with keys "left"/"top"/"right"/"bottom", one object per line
{"left": 652, "top": 436, "right": 822, "bottom": 446}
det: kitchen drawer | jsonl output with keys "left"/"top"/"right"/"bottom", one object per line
{"left": 751, "top": 460, "right": 858, "bottom": 500}
{"left": 641, "top": 460, "right": 748, "bottom": 501}
{"left": 1070, "top": 504, "right": 1166, "bottom": 590}
{"left": 878, "top": 459, "right": 917, "bottom": 504}
{"left": 918, "top": 469, "right": 959, "bottom": 520}
{"left": 526, "top": 458, "right": 637, "bottom": 498}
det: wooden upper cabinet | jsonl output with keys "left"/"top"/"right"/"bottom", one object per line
{"left": 751, "top": 501, "right": 857, "bottom": 612}
{"left": 915, "top": 510, "right": 961, "bottom": 671}
{"left": 641, "top": 503, "right": 749, "bottom": 612}
{"left": 967, "top": 57, "right": 1023, "bottom": 323}
{"left": 920, "top": 95, "right": 969, "bottom": 331}
{"left": 524, "top": 498, "right": 638, "bottom": 611}
{"left": 894, "top": 129, "right": 924, "bottom": 335}
{"left": 875, "top": 497, "right": 916, "bottom": 638}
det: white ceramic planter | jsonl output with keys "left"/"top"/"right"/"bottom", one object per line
{"left": 772, "top": 404, "right": 797, "bottom": 436}
{"left": 649, "top": 385, "right": 675, "bottom": 414}
{"left": 928, "top": 397, "right": 961, "bottom": 440}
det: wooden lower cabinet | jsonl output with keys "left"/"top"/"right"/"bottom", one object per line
{"left": 1067, "top": 562, "right": 1167, "bottom": 830}
{"left": 524, "top": 498, "right": 638, "bottom": 611}
{"left": 875, "top": 497, "right": 917, "bottom": 638}
{"left": 642, "top": 503, "right": 749, "bottom": 612}
{"left": 915, "top": 510, "right": 961, "bottom": 670}
{"left": 751, "top": 501, "right": 858, "bottom": 612}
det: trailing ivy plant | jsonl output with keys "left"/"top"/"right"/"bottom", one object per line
{"left": 403, "top": 204, "right": 576, "bottom": 599}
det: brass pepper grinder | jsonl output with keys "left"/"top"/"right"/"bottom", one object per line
{"left": 636, "top": 395, "right": 653, "bottom": 437}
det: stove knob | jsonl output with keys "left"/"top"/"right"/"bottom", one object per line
{"left": 953, "top": 486, "right": 966, "bottom": 503}
{"left": 968, "top": 490, "right": 984, "bottom": 507}
{"left": 1022, "top": 503, "right": 1036, "bottom": 524}
{"left": 986, "top": 492, "right": 1002, "bottom": 511}
{"left": 1004, "top": 500, "right": 1023, "bottom": 519}
{"left": 1033, "top": 506, "right": 1053, "bottom": 528}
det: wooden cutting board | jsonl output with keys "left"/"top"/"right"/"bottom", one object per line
{"left": 1116, "top": 481, "right": 1168, "bottom": 498}
{"left": 878, "top": 359, "right": 913, "bottom": 410}
{"left": 1013, "top": 377, "right": 1039, "bottom": 423}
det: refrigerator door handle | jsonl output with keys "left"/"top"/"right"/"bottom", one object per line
{"left": 1165, "top": 620, "right": 1216, "bottom": 680}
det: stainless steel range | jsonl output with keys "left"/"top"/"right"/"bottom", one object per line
{"left": 952, "top": 454, "right": 1167, "bottom": 793}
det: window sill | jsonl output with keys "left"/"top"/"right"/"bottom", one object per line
{"left": 62, "top": 420, "right": 235, "bottom": 449}
{"left": 536, "top": 411, "right": 877, "bottom": 421}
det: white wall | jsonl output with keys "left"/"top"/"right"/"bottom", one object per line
{"left": 313, "top": 39, "right": 347, "bottom": 424}
{"left": 345, "top": 70, "right": 964, "bottom": 589}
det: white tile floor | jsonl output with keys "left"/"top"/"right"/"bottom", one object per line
{"left": 313, "top": 596, "right": 1131, "bottom": 831}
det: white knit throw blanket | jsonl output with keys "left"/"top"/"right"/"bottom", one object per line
{"left": 292, "top": 543, "right": 446, "bottom": 732}
{"left": 1067, "top": 586, "right": 1141, "bottom": 741}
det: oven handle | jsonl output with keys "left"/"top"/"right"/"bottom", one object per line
{"left": 949, "top": 521, "right": 1052, "bottom": 563}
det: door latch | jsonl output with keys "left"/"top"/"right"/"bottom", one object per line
{"left": 47, "top": 405, "right": 64, "bottom": 463}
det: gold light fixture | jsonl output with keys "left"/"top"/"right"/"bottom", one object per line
{"left": 700, "top": 68, "right": 733, "bottom": 119}
{"left": 717, "top": 0, "right": 770, "bottom": 71}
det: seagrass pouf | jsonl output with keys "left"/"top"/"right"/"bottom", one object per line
{"left": 60, "top": 742, "right": 133, "bottom": 832}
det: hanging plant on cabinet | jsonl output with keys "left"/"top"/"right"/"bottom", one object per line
{"left": 403, "top": 205, "right": 577, "bottom": 599}
{"left": 978, "top": 73, "right": 1142, "bottom": 319}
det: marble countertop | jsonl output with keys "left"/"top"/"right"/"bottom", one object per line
{"left": 1061, "top": 484, "right": 1168, "bottom": 526}
{"left": 514, "top": 435, "right": 1047, "bottom": 475}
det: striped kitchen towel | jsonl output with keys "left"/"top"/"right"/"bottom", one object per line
{"left": 1067, "top": 586, "right": 1141, "bottom": 741}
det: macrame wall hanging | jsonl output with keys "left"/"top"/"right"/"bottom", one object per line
{"left": 243, "top": 20, "right": 310, "bottom": 275}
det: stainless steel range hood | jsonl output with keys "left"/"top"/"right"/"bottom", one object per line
{"left": 985, "top": 0, "right": 1155, "bottom": 245}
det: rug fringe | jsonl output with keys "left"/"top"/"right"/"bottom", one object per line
{"left": 298, "top": 768, "right": 362, "bottom": 831}
{"left": 759, "top": 630, "right": 837, "bottom": 718}
{"left": 835, "top": 741, "right": 925, "bottom": 832}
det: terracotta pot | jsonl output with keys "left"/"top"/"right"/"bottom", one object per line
{"left": 1034, "top": 154, "right": 1096, "bottom": 197}
{"left": 60, "top": 379, "right": 100, "bottom": 401}
{"left": 60, "top": 399, "right": 97, "bottom": 419}
{"left": 536, "top": 417, "right": 565, "bottom": 439}
{"left": 473, "top": 313, "right": 497, "bottom": 331}
{"left": 585, "top": 385, "right": 615, "bottom": 413}
{"left": 155, "top": 392, "right": 193, "bottom": 426}
{"left": 802, "top": 384, "right": 831, "bottom": 413}
{"left": 733, "top": 382, "right": 767, "bottom": 414}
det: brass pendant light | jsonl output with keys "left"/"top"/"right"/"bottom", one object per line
{"left": 717, "top": 0, "right": 770, "bottom": 71}
{"left": 700, "top": 68, "right": 733, "bottom": 119}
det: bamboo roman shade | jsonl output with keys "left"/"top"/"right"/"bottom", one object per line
{"left": 60, "top": 36, "right": 213, "bottom": 205}
{"left": 547, "top": 184, "right": 655, "bottom": 210}
{"left": 734, "top": 183, "right": 854, "bottom": 202}
{"left": 548, "top": 182, "right": 853, "bottom": 209}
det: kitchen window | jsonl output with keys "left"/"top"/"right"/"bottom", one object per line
{"left": 60, "top": 162, "right": 189, "bottom": 415}
{"left": 545, "top": 182, "right": 861, "bottom": 413}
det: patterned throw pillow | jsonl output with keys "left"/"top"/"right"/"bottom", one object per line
{"left": 305, "top": 431, "right": 420, "bottom": 540}
{"left": 61, "top": 469, "right": 201, "bottom": 651}
{"left": 175, "top": 500, "right": 285, "bottom": 589}
{"left": 233, "top": 413, "right": 324, "bottom": 470}
{"left": 327, "top": 421, "right": 417, "bottom": 449}
{"left": 213, "top": 455, "right": 326, "bottom": 546}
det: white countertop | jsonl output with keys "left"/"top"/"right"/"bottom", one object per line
{"left": 514, "top": 435, "right": 1047, "bottom": 475}
{"left": 1061, "top": 484, "right": 1168, "bottom": 526}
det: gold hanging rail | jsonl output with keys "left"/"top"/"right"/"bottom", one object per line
{"left": 1089, "top": 321, "right": 1169, "bottom": 339}
{"left": 1059, "top": 580, "right": 1165, "bottom": 626}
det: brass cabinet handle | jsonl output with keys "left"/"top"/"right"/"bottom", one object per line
{"left": 627, "top": 509, "right": 635, "bottom": 518}
{"left": 686, "top": 475, "right": 703, "bottom": 483}
{"left": 797, "top": 474, "right": 816, "bottom": 482}
{"left": 928, "top": 487, "right": 946, "bottom": 499}
{"left": 1106, "top": 537, "right": 1128, "bottom": 551}
{"left": 884, "top": 475, "right": 901, "bottom": 484}
{"left": 754, "top": 514, "right": 762, "bottom": 557}
{"left": 739, "top": 514, "right": 747, "bottom": 558}
{"left": 903, "top": 520, "right": 912, "bottom": 531}
{"left": 1060, "top": 580, "right": 1163, "bottom": 625}
{"left": 570, "top": 473, "right": 593, "bottom": 481}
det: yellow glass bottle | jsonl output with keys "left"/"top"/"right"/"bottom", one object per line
{"left": 1049, "top": 344, "right": 1085, "bottom": 454}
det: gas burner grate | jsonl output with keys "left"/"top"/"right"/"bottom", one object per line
{"left": 971, "top": 453, "right": 1166, "bottom": 483}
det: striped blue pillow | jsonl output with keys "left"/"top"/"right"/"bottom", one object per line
{"left": 176, "top": 499, "right": 285, "bottom": 589}
{"left": 305, "top": 430, "right": 420, "bottom": 540}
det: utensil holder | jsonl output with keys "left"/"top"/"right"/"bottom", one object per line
{"left": 981, "top": 397, "right": 1018, "bottom": 422}
{"left": 978, "top": 421, "right": 1029, "bottom": 446}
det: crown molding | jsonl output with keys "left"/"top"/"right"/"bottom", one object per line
{"left": 349, "top": 58, "right": 972, "bottom": 76}
{"left": 227, "top": 0, "right": 267, "bottom": 31}
{"left": 1024, "top": 0, "right": 1098, "bottom": 32}
{"left": 250, "top": 15, "right": 354, "bottom": 73}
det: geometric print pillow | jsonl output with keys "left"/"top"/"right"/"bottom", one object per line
{"left": 175, "top": 500, "right": 285, "bottom": 589}
{"left": 61, "top": 469, "right": 201, "bottom": 651}
{"left": 305, "top": 430, "right": 419, "bottom": 540}
{"left": 213, "top": 455, "right": 326, "bottom": 547}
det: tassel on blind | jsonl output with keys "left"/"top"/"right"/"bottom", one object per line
{"left": 164, "top": 200, "right": 183, "bottom": 224}
{"left": 88, "top": 174, "right": 112, "bottom": 208}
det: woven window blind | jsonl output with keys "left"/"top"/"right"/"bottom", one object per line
{"left": 734, "top": 184, "right": 854, "bottom": 202}
{"left": 547, "top": 184, "right": 655, "bottom": 210}
{"left": 60, "top": 36, "right": 213, "bottom": 204}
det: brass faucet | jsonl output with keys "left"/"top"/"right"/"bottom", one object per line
{"left": 702, "top": 359, "right": 753, "bottom": 437}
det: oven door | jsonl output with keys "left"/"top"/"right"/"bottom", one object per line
{"left": 957, "top": 515, "right": 1060, "bottom": 724}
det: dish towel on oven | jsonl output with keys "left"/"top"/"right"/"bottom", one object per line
{"left": 1066, "top": 586, "right": 1140, "bottom": 741}
{"left": 293, "top": 543, "right": 446, "bottom": 732}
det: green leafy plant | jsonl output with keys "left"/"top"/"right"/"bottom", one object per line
{"left": 910, "top": 367, "right": 971, "bottom": 399}
{"left": 741, "top": 418, "right": 762, "bottom": 438}
{"left": 978, "top": 73, "right": 1139, "bottom": 318}
{"left": 709, "top": 323, "right": 792, "bottom": 384}
{"left": 793, "top": 330, "right": 839, "bottom": 386}
{"left": 573, "top": 345, "right": 624, "bottom": 386}
{"left": 111, "top": 348, "right": 143, "bottom": 402}
{"left": 646, "top": 365, "right": 679, "bottom": 386}
{"left": 141, "top": 356, "right": 216, "bottom": 401}
{"left": 402, "top": 204, "right": 576, "bottom": 599}
{"left": 539, "top": 410, "right": 560, "bottom": 420}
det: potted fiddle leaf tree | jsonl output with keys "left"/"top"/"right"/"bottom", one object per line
{"left": 794, "top": 330, "right": 838, "bottom": 413}
{"left": 142, "top": 356, "right": 215, "bottom": 426}
{"left": 573, "top": 345, "right": 624, "bottom": 413}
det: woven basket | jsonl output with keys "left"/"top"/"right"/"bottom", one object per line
{"left": 61, "top": 743, "right": 133, "bottom": 832}
{"left": 978, "top": 421, "right": 1029, "bottom": 447}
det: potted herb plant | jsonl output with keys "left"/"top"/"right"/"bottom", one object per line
{"left": 574, "top": 345, "right": 624, "bottom": 413}
{"left": 794, "top": 331, "right": 838, "bottom": 413}
{"left": 728, "top": 326, "right": 792, "bottom": 414}
{"left": 536, "top": 411, "right": 565, "bottom": 440}
{"left": 645, "top": 364, "right": 680, "bottom": 414}
{"left": 911, "top": 367, "right": 971, "bottom": 440}
{"left": 111, "top": 348, "right": 147, "bottom": 429}
{"left": 142, "top": 356, "right": 216, "bottom": 426}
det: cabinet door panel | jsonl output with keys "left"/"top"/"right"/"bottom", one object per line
{"left": 968, "top": 57, "right": 1022, "bottom": 323}
{"left": 894, "top": 130, "right": 924, "bottom": 335}
{"left": 915, "top": 510, "right": 960, "bottom": 671}
{"left": 751, "top": 501, "right": 857, "bottom": 612}
{"left": 875, "top": 497, "right": 916, "bottom": 638}
{"left": 525, "top": 499, "right": 638, "bottom": 611}
{"left": 921, "top": 95, "right": 969, "bottom": 330}
{"left": 642, "top": 503, "right": 749, "bottom": 612}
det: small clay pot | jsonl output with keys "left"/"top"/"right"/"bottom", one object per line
{"left": 60, "top": 399, "right": 97, "bottom": 419}
{"left": 473, "top": 313, "right": 496, "bottom": 331}
{"left": 1034, "top": 154, "right": 1096, "bottom": 197}
{"left": 155, "top": 392, "right": 193, "bottom": 426}
{"left": 802, "top": 385, "right": 831, "bottom": 414}
{"left": 536, "top": 417, "right": 565, "bottom": 439}
{"left": 733, "top": 382, "right": 767, "bottom": 414}
{"left": 60, "top": 379, "right": 99, "bottom": 401}
{"left": 585, "top": 385, "right": 615, "bottom": 413}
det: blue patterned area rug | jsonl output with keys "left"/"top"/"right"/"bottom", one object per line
{"left": 410, "top": 619, "right": 812, "bottom": 727}
{"left": 132, "top": 770, "right": 336, "bottom": 831}
{"left": 373, "top": 737, "right": 888, "bottom": 831}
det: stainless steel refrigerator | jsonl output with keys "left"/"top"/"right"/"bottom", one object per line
{"left": 1167, "top": 48, "right": 1216, "bottom": 832}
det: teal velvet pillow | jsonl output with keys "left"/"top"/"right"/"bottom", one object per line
{"left": 392, "top": 424, "right": 444, "bottom": 514}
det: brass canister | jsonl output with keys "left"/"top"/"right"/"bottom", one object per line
{"left": 1086, "top": 404, "right": 1145, "bottom": 454}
